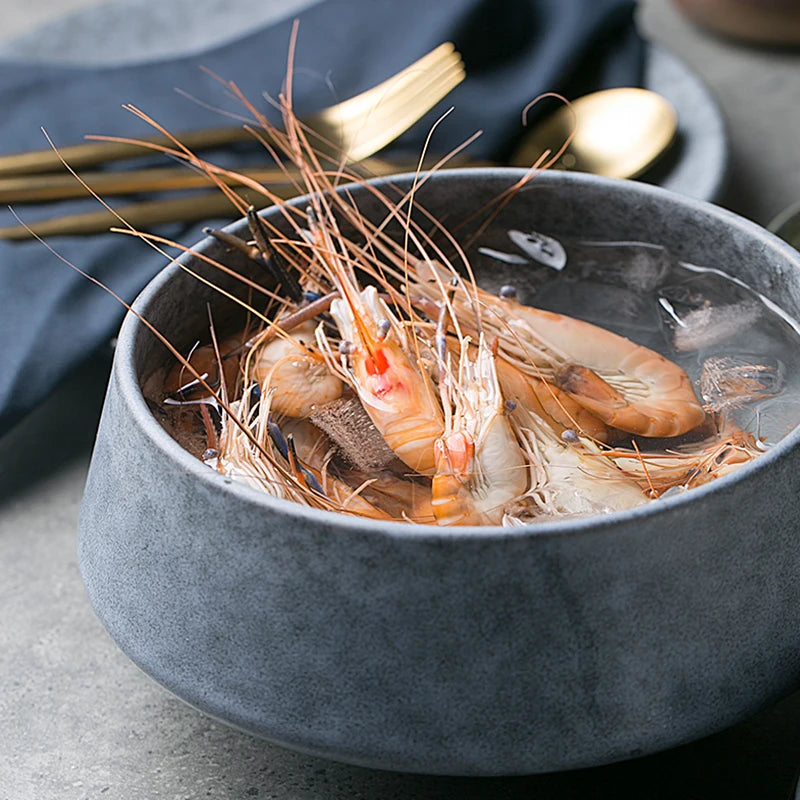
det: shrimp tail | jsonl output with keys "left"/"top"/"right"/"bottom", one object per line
{"left": 556, "top": 363, "right": 706, "bottom": 438}
{"left": 556, "top": 364, "right": 628, "bottom": 409}
{"left": 431, "top": 433, "right": 477, "bottom": 526}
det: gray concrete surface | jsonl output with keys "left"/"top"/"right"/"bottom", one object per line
{"left": 0, "top": 0, "right": 104, "bottom": 42}
{"left": 1, "top": 1, "right": 800, "bottom": 798}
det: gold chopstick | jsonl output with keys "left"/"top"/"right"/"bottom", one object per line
{"left": 0, "top": 191, "right": 265, "bottom": 240}
{"left": 0, "top": 42, "right": 463, "bottom": 179}
{"left": 0, "top": 165, "right": 295, "bottom": 203}
{"left": 0, "top": 126, "right": 255, "bottom": 178}
{"left": 0, "top": 156, "right": 425, "bottom": 204}
{"left": 0, "top": 156, "right": 436, "bottom": 239}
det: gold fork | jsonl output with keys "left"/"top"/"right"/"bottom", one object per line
{"left": 0, "top": 42, "right": 463, "bottom": 207}
{"left": 0, "top": 42, "right": 463, "bottom": 239}
{"left": 0, "top": 41, "right": 463, "bottom": 179}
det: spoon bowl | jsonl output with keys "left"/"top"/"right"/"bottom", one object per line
{"left": 511, "top": 87, "right": 678, "bottom": 179}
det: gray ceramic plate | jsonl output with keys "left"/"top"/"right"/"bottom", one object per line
{"left": 0, "top": 0, "right": 728, "bottom": 202}
{"left": 641, "top": 43, "right": 728, "bottom": 202}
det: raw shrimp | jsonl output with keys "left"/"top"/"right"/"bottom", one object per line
{"left": 431, "top": 336, "right": 528, "bottom": 525}
{"left": 319, "top": 285, "right": 444, "bottom": 474}
{"left": 215, "top": 387, "right": 304, "bottom": 501}
{"left": 507, "top": 403, "right": 648, "bottom": 522}
{"left": 272, "top": 414, "right": 435, "bottom": 522}
{"left": 247, "top": 320, "right": 343, "bottom": 418}
{"left": 410, "top": 260, "right": 705, "bottom": 438}
{"left": 494, "top": 355, "right": 615, "bottom": 443}
{"left": 216, "top": 382, "right": 391, "bottom": 519}
{"left": 356, "top": 471, "right": 436, "bottom": 524}
{"left": 163, "top": 335, "right": 242, "bottom": 403}
{"left": 605, "top": 424, "right": 763, "bottom": 496}
{"left": 275, "top": 417, "right": 393, "bottom": 519}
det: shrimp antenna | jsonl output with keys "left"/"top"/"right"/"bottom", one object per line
{"left": 246, "top": 206, "right": 304, "bottom": 303}
{"left": 631, "top": 439, "right": 659, "bottom": 498}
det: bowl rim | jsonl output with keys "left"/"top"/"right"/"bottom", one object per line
{"left": 114, "top": 167, "right": 800, "bottom": 542}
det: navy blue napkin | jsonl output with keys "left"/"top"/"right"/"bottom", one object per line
{"left": 0, "top": 0, "right": 643, "bottom": 432}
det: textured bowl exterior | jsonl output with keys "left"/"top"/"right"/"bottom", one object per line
{"left": 79, "top": 170, "right": 800, "bottom": 775}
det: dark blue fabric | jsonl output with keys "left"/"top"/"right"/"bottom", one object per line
{"left": 0, "top": 0, "right": 644, "bottom": 431}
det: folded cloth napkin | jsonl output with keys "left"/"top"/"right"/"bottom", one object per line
{"left": 0, "top": 0, "right": 643, "bottom": 432}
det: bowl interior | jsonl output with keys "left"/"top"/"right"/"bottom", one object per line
{"left": 129, "top": 168, "right": 800, "bottom": 528}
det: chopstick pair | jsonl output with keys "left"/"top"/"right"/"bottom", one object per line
{"left": 0, "top": 42, "right": 465, "bottom": 240}
{"left": 0, "top": 158, "right": 424, "bottom": 240}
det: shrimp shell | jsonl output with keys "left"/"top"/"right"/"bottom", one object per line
{"left": 278, "top": 418, "right": 392, "bottom": 520}
{"left": 495, "top": 356, "right": 615, "bottom": 443}
{"left": 249, "top": 321, "right": 343, "bottom": 418}
{"left": 410, "top": 260, "right": 705, "bottom": 438}
{"left": 320, "top": 286, "right": 444, "bottom": 474}
{"left": 431, "top": 337, "right": 528, "bottom": 526}
{"left": 509, "top": 404, "right": 648, "bottom": 520}
{"left": 164, "top": 335, "right": 242, "bottom": 402}
{"left": 605, "top": 424, "right": 762, "bottom": 495}
{"left": 497, "top": 300, "right": 705, "bottom": 438}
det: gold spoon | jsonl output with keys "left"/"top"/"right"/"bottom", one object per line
{"left": 510, "top": 87, "right": 678, "bottom": 179}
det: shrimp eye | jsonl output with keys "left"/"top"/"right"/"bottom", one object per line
{"left": 499, "top": 285, "right": 517, "bottom": 299}
{"left": 267, "top": 418, "right": 289, "bottom": 460}
{"left": 377, "top": 319, "right": 392, "bottom": 340}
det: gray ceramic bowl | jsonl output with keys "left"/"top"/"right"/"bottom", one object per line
{"left": 78, "top": 169, "right": 800, "bottom": 776}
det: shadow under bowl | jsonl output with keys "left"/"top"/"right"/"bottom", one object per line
{"left": 78, "top": 168, "right": 800, "bottom": 776}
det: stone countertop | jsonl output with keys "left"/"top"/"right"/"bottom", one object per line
{"left": 2, "top": 1, "right": 800, "bottom": 798}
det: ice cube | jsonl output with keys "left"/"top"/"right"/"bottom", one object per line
{"left": 658, "top": 276, "right": 763, "bottom": 352}
{"left": 568, "top": 240, "right": 676, "bottom": 291}
{"left": 700, "top": 355, "right": 784, "bottom": 412}
{"left": 746, "top": 397, "right": 800, "bottom": 445}
{"left": 533, "top": 278, "right": 660, "bottom": 338}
